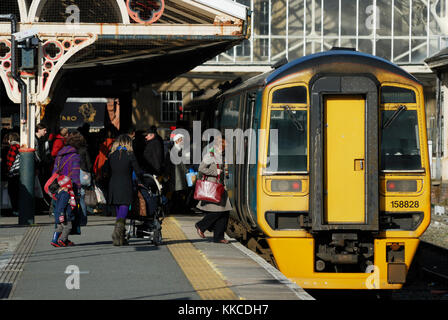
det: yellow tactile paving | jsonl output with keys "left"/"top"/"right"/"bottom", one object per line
{"left": 164, "top": 217, "right": 239, "bottom": 300}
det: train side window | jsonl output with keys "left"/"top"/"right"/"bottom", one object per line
{"left": 380, "top": 110, "right": 421, "bottom": 170}
{"left": 267, "top": 110, "right": 307, "bottom": 172}
{"left": 272, "top": 86, "right": 307, "bottom": 104}
{"left": 381, "top": 86, "right": 416, "bottom": 104}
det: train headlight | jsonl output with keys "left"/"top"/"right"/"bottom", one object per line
{"left": 271, "top": 180, "right": 302, "bottom": 192}
{"left": 386, "top": 180, "right": 418, "bottom": 192}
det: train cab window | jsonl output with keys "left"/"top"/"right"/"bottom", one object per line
{"left": 272, "top": 86, "right": 307, "bottom": 104}
{"left": 381, "top": 86, "right": 416, "bottom": 104}
{"left": 380, "top": 110, "right": 421, "bottom": 170}
{"left": 267, "top": 110, "right": 307, "bottom": 172}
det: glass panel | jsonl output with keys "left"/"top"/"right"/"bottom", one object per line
{"left": 288, "top": 0, "right": 304, "bottom": 37}
{"left": 376, "top": 39, "right": 392, "bottom": 61}
{"left": 376, "top": 0, "right": 392, "bottom": 36}
{"left": 341, "top": 0, "right": 357, "bottom": 36}
{"left": 271, "top": 39, "right": 287, "bottom": 61}
{"left": 273, "top": 86, "right": 307, "bottom": 104}
{"left": 272, "top": 0, "right": 287, "bottom": 36}
{"left": 393, "top": 2, "right": 410, "bottom": 37}
{"left": 268, "top": 110, "right": 307, "bottom": 172}
{"left": 381, "top": 110, "right": 421, "bottom": 170}
{"left": 381, "top": 86, "right": 416, "bottom": 104}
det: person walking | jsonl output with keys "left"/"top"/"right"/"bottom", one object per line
{"left": 102, "top": 134, "right": 144, "bottom": 246}
{"left": 5, "top": 132, "right": 20, "bottom": 216}
{"left": 167, "top": 133, "right": 189, "bottom": 214}
{"left": 70, "top": 131, "right": 92, "bottom": 226}
{"left": 194, "top": 136, "right": 232, "bottom": 244}
{"left": 50, "top": 127, "right": 68, "bottom": 158}
{"left": 142, "top": 127, "right": 164, "bottom": 176}
{"left": 50, "top": 135, "right": 81, "bottom": 247}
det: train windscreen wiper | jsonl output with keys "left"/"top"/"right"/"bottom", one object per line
{"left": 281, "top": 105, "right": 304, "bottom": 132}
{"left": 382, "top": 105, "right": 407, "bottom": 129}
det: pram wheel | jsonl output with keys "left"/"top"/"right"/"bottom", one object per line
{"left": 153, "top": 229, "right": 162, "bottom": 246}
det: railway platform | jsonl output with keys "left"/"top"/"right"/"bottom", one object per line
{"left": 0, "top": 212, "right": 314, "bottom": 301}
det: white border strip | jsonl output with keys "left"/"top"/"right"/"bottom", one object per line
{"left": 193, "top": 0, "right": 248, "bottom": 20}
{"left": 225, "top": 235, "right": 315, "bottom": 300}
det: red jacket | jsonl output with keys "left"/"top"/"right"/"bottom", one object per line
{"left": 51, "top": 134, "right": 66, "bottom": 158}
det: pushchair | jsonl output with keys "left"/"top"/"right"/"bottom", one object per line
{"left": 126, "top": 174, "right": 165, "bottom": 246}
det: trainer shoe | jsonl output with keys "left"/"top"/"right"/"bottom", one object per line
{"left": 50, "top": 241, "right": 61, "bottom": 247}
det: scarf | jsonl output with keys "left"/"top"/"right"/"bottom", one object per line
{"left": 57, "top": 175, "right": 77, "bottom": 209}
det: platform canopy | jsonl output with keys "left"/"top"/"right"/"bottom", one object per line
{"left": 0, "top": 0, "right": 250, "bottom": 103}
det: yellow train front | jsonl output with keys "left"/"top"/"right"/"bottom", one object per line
{"left": 216, "top": 49, "right": 431, "bottom": 290}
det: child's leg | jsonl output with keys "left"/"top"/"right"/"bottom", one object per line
{"left": 60, "top": 221, "right": 72, "bottom": 242}
{"left": 54, "top": 191, "right": 72, "bottom": 243}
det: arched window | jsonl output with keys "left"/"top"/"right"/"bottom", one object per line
{"left": 35, "top": 0, "right": 126, "bottom": 23}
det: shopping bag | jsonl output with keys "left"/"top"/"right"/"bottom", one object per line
{"left": 94, "top": 184, "right": 106, "bottom": 205}
{"left": 80, "top": 169, "right": 92, "bottom": 187}
{"left": 193, "top": 176, "right": 224, "bottom": 204}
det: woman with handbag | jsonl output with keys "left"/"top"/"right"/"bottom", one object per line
{"left": 102, "top": 134, "right": 144, "bottom": 246}
{"left": 194, "top": 136, "right": 232, "bottom": 244}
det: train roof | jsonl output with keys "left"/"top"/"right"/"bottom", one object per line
{"left": 222, "top": 50, "right": 421, "bottom": 97}
{"left": 267, "top": 50, "right": 421, "bottom": 85}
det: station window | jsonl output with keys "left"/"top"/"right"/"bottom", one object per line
{"left": 161, "top": 91, "right": 183, "bottom": 122}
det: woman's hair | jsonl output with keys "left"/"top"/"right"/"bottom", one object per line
{"left": 8, "top": 132, "right": 19, "bottom": 143}
{"left": 66, "top": 130, "right": 87, "bottom": 149}
{"left": 110, "top": 134, "right": 133, "bottom": 153}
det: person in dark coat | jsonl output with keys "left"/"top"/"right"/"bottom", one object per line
{"left": 142, "top": 127, "right": 164, "bottom": 176}
{"left": 102, "top": 134, "right": 144, "bottom": 246}
{"left": 195, "top": 136, "right": 232, "bottom": 244}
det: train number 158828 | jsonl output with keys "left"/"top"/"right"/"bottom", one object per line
{"left": 390, "top": 200, "right": 419, "bottom": 208}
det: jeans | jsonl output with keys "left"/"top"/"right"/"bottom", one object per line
{"left": 79, "top": 187, "right": 88, "bottom": 226}
{"left": 54, "top": 191, "right": 73, "bottom": 224}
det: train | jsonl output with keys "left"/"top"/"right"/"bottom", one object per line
{"left": 187, "top": 48, "right": 431, "bottom": 290}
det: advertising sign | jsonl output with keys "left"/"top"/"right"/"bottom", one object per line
{"left": 60, "top": 98, "right": 107, "bottom": 129}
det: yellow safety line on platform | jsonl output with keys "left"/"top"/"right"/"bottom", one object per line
{"left": 164, "top": 217, "right": 238, "bottom": 300}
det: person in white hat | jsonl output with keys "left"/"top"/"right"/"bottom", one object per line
{"left": 167, "top": 132, "right": 188, "bottom": 214}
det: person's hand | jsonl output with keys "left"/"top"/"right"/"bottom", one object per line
{"left": 59, "top": 215, "right": 65, "bottom": 223}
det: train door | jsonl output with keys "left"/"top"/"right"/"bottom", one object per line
{"left": 310, "top": 76, "right": 379, "bottom": 231}
{"left": 324, "top": 95, "right": 365, "bottom": 224}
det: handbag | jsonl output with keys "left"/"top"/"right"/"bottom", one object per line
{"left": 193, "top": 175, "right": 224, "bottom": 204}
{"left": 84, "top": 187, "right": 98, "bottom": 208}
